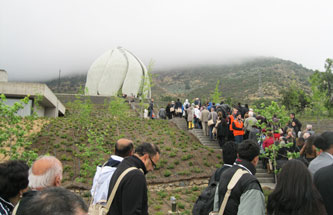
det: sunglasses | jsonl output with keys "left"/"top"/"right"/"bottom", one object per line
{"left": 149, "top": 156, "right": 156, "bottom": 169}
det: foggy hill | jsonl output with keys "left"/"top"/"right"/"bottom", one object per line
{"left": 44, "top": 57, "right": 314, "bottom": 103}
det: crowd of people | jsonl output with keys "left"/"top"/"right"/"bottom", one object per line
{"left": 0, "top": 141, "right": 160, "bottom": 215}
{"left": 192, "top": 135, "right": 333, "bottom": 215}
{"left": 155, "top": 97, "right": 333, "bottom": 214}
{"left": 1, "top": 97, "right": 333, "bottom": 215}
{"left": 0, "top": 156, "right": 88, "bottom": 215}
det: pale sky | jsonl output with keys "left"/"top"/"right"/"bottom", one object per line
{"left": 0, "top": 0, "right": 332, "bottom": 81}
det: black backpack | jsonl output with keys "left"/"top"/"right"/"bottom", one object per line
{"left": 192, "top": 166, "right": 230, "bottom": 215}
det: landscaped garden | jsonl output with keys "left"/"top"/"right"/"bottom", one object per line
{"left": 1, "top": 95, "right": 223, "bottom": 214}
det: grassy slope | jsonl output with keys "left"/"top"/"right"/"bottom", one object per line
{"left": 27, "top": 99, "right": 223, "bottom": 214}
{"left": 30, "top": 100, "right": 222, "bottom": 188}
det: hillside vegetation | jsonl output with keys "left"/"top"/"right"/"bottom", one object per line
{"left": 153, "top": 57, "right": 313, "bottom": 103}
{"left": 44, "top": 57, "right": 313, "bottom": 103}
{"left": 29, "top": 98, "right": 221, "bottom": 187}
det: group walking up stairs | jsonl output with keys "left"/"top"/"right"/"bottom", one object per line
{"left": 170, "top": 117, "right": 275, "bottom": 189}
{"left": 190, "top": 128, "right": 221, "bottom": 149}
{"left": 170, "top": 117, "right": 220, "bottom": 149}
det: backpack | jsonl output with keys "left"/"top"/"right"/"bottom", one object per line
{"left": 192, "top": 181, "right": 218, "bottom": 215}
{"left": 192, "top": 166, "right": 229, "bottom": 215}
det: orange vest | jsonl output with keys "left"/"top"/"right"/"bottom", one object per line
{"left": 233, "top": 119, "right": 244, "bottom": 136}
{"left": 229, "top": 115, "right": 234, "bottom": 131}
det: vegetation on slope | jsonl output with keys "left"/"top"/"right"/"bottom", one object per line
{"left": 153, "top": 57, "right": 313, "bottom": 103}
{"left": 29, "top": 97, "right": 221, "bottom": 187}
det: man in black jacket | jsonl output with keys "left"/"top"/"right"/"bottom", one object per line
{"left": 314, "top": 164, "right": 333, "bottom": 214}
{"left": 217, "top": 140, "right": 265, "bottom": 215}
{"left": 175, "top": 99, "right": 182, "bottom": 117}
{"left": 107, "top": 142, "right": 160, "bottom": 215}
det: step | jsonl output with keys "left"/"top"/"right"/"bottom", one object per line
{"left": 202, "top": 143, "right": 219, "bottom": 146}
{"left": 258, "top": 177, "right": 275, "bottom": 183}
{"left": 203, "top": 144, "right": 220, "bottom": 148}
{"left": 256, "top": 168, "right": 269, "bottom": 173}
{"left": 256, "top": 172, "right": 274, "bottom": 178}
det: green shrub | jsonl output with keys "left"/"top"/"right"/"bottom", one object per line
{"left": 164, "top": 170, "right": 172, "bottom": 177}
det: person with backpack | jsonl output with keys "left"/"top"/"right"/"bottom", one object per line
{"left": 158, "top": 107, "right": 166, "bottom": 119}
{"left": 192, "top": 141, "right": 237, "bottom": 215}
{"left": 90, "top": 139, "right": 134, "bottom": 205}
{"left": 106, "top": 143, "right": 160, "bottom": 215}
{"left": 217, "top": 140, "right": 265, "bottom": 215}
{"left": 175, "top": 99, "right": 183, "bottom": 117}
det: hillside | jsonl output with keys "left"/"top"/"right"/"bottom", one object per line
{"left": 153, "top": 57, "right": 313, "bottom": 103}
{"left": 26, "top": 98, "right": 221, "bottom": 214}
{"left": 44, "top": 57, "right": 314, "bottom": 103}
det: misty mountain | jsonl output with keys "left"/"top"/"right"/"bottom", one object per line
{"left": 152, "top": 57, "right": 313, "bottom": 103}
{"left": 44, "top": 57, "right": 314, "bottom": 103}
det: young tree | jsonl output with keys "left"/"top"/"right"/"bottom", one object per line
{"left": 139, "top": 60, "right": 154, "bottom": 118}
{"left": 279, "top": 82, "right": 310, "bottom": 113}
{"left": 310, "top": 58, "right": 333, "bottom": 116}
{"left": 309, "top": 72, "right": 328, "bottom": 124}
{"left": 0, "top": 94, "right": 38, "bottom": 163}
{"left": 254, "top": 101, "right": 294, "bottom": 180}
{"left": 210, "top": 80, "right": 223, "bottom": 104}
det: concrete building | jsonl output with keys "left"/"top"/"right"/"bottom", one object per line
{"left": 0, "top": 69, "right": 8, "bottom": 82}
{"left": 85, "top": 47, "right": 151, "bottom": 98}
{"left": 0, "top": 70, "right": 65, "bottom": 117}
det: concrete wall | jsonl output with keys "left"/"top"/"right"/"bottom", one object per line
{"left": 3, "top": 98, "right": 33, "bottom": 117}
{"left": 56, "top": 93, "right": 113, "bottom": 105}
{"left": 0, "top": 70, "right": 8, "bottom": 82}
{"left": 0, "top": 82, "right": 65, "bottom": 117}
{"left": 45, "top": 107, "right": 57, "bottom": 117}
{"left": 34, "top": 105, "right": 45, "bottom": 117}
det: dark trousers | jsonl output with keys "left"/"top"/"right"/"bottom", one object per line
{"left": 234, "top": 135, "right": 243, "bottom": 144}
{"left": 228, "top": 130, "right": 234, "bottom": 141}
{"left": 244, "top": 131, "right": 249, "bottom": 140}
{"left": 218, "top": 136, "right": 226, "bottom": 148}
{"left": 209, "top": 125, "right": 215, "bottom": 140}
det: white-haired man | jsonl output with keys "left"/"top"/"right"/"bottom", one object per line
{"left": 244, "top": 111, "right": 258, "bottom": 140}
{"left": 16, "top": 155, "right": 63, "bottom": 214}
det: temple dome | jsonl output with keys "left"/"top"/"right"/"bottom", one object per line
{"left": 85, "top": 47, "right": 151, "bottom": 98}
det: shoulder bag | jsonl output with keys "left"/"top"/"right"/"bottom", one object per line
{"left": 88, "top": 167, "right": 141, "bottom": 215}
{"left": 208, "top": 168, "right": 248, "bottom": 215}
{"left": 208, "top": 119, "right": 214, "bottom": 127}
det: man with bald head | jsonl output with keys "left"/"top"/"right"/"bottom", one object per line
{"left": 91, "top": 138, "right": 134, "bottom": 205}
{"left": 16, "top": 155, "right": 63, "bottom": 214}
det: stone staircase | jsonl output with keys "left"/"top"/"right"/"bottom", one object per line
{"left": 190, "top": 128, "right": 221, "bottom": 149}
{"left": 170, "top": 117, "right": 275, "bottom": 189}
{"left": 256, "top": 160, "right": 275, "bottom": 189}
{"left": 171, "top": 117, "right": 221, "bottom": 149}
{"left": 170, "top": 117, "right": 188, "bottom": 130}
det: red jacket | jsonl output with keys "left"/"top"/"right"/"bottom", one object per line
{"left": 263, "top": 137, "right": 274, "bottom": 150}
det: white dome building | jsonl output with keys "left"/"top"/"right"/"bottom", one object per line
{"left": 85, "top": 47, "right": 151, "bottom": 98}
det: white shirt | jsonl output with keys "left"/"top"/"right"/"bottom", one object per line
{"left": 194, "top": 108, "right": 201, "bottom": 119}
{"left": 91, "top": 155, "right": 123, "bottom": 204}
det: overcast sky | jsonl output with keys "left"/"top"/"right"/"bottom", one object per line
{"left": 0, "top": 0, "right": 332, "bottom": 81}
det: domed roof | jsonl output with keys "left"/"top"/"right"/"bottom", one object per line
{"left": 85, "top": 47, "right": 150, "bottom": 98}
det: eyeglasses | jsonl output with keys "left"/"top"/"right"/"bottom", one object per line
{"left": 149, "top": 156, "right": 156, "bottom": 169}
